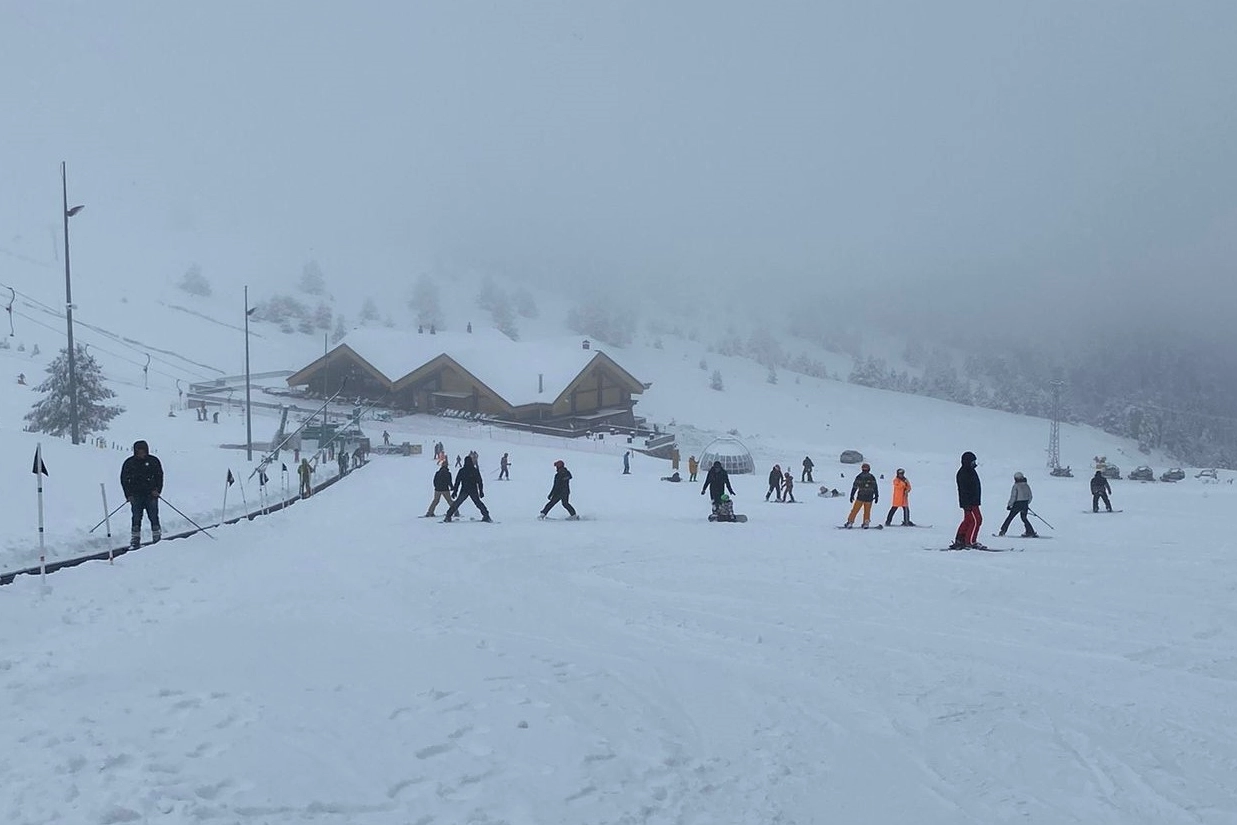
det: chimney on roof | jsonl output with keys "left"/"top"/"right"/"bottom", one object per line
{"left": 538, "top": 373, "right": 544, "bottom": 394}
{"left": 582, "top": 339, "right": 590, "bottom": 350}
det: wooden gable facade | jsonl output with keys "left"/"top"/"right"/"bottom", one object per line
{"left": 390, "top": 355, "right": 514, "bottom": 418}
{"left": 285, "top": 345, "right": 392, "bottom": 401}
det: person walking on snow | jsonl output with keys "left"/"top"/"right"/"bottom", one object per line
{"left": 444, "top": 454, "right": 491, "bottom": 522}
{"left": 121, "top": 440, "right": 163, "bottom": 549}
{"left": 499, "top": 452, "right": 510, "bottom": 480}
{"left": 671, "top": 447, "right": 680, "bottom": 471}
{"left": 425, "top": 460, "right": 455, "bottom": 517}
{"left": 298, "top": 458, "right": 313, "bottom": 498}
{"left": 845, "top": 463, "right": 879, "bottom": 527}
{"left": 999, "top": 472, "right": 1036, "bottom": 537}
{"left": 382, "top": 430, "right": 390, "bottom": 446}
{"left": 1091, "top": 470, "right": 1113, "bottom": 512}
{"left": 701, "top": 460, "right": 736, "bottom": 506}
{"left": 885, "top": 468, "right": 914, "bottom": 526}
{"left": 766, "top": 464, "right": 784, "bottom": 501}
{"left": 687, "top": 455, "right": 699, "bottom": 482}
{"left": 623, "top": 450, "right": 631, "bottom": 475}
{"left": 782, "top": 470, "right": 796, "bottom": 503}
{"left": 539, "top": 460, "right": 579, "bottom": 519}
{"left": 951, "top": 451, "right": 984, "bottom": 549}
{"left": 337, "top": 449, "right": 348, "bottom": 478}
{"left": 802, "top": 456, "right": 814, "bottom": 483}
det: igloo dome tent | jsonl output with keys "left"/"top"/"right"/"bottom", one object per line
{"left": 699, "top": 437, "right": 755, "bottom": 475}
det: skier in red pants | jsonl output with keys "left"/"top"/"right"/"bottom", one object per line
{"left": 950, "top": 450, "right": 984, "bottom": 550}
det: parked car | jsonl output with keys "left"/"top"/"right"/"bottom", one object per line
{"left": 1160, "top": 468, "right": 1185, "bottom": 482}
{"left": 1101, "top": 465, "right": 1121, "bottom": 480}
{"left": 839, "top": 450, "right": 865, "bottom": 464}
{"left": 1128, "top": 466, "right": 1155, "bottom": 481}
{"left": 1196, "top": 468, "right": 1219, "bottom": 479}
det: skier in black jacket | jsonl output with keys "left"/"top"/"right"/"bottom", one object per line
{"left": 425, "top": 461, "right": 455, "bottom": 517}
{"left": 444, "top": 455, "right": 491, "bottom": 522}
{"left": 844, "top": 463, "right": 879, "bottom": 527}
{"left": 765, "top": 464, "right": 784, "bottom": 501}
{"left": 120, "top": 440, "right": 163, "bottom": 548}
{"left": 701, "top": 460, "right": 736, "bottom": 505}
{"left": 539, "top": 460, "right": 578, "bottom": 519}
{"left": 1090, "top": 471, "right": 1113, "bottom": 512}
{"left": 951, "top": 450, "right": 983, "bottom": 549}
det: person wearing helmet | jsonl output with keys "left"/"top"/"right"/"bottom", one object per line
{"left": 701, "top": 460, "right": 736, "bottom": 505}
{"left": 885, "top": 468, "right": 913, "bottom": 526}
{"left": 844, "top": 463, "right": 879, "bottom": 528}
{"left": 712, "top": 491, "right": 737, "bottom": 522}
{"left": 950, "top": 451, "right": 984, "bottom": 549}
{"left": 999, "top": 471, "right": 1035, "bottom": 537}
{"left": 539, "top": 460, "right": 578, "bottom": 520}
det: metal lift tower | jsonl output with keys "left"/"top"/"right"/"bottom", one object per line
{"left": 1048, "top": 379, "right": 1065, "bottom": 470}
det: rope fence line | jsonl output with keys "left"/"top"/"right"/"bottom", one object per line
{"left": 0, "top": 459, "right": 369, "bottom": 588}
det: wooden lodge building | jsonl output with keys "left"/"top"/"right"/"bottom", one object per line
{"left": 286, "top": 327, "right": 650, "bottom": 430}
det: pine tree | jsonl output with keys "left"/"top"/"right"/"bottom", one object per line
{"left": 178, "top": 263, "right": 212, "bottom": 297}
{"left": 299, "top": 260, "right": 326, "bottom": 295}
{"left": 409, "top": 275, "right": 444, "bottom": 328}
{"left": 491, "top": 300, "right": 519, "bottom": 340}
{"left": 359, "top": 297, "right": 380, "bottom": 324}
{"left": 710, "top": 369, "right": 725, "bottom": 391}
{"left": 24, "top": 344, "right": 124, "bottom": 438}
{"left": 332, "top": 315, "right": 348, "bottom": 344}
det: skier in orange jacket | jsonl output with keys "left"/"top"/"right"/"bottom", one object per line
{"left": 884, "top": 468, "right": 914, "bottom": 526}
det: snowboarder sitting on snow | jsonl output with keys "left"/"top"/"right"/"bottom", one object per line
{"left": 660, "top": 471, "right": 682, "bottom": 482}
{"left": 701, "top": 460, "right": 736, "bottom": 506}
{"left": 999, "top": 472, "right": 1036, "bottom": 537}
{"left": 425, "top": 460, "right": 454, "bottom": 517}
{"left": 950, "top": 451, "right": 984, "bottom": 550}
{"left": 444, "top": 454, "right": 491, "bottom": 522}
{"left": 845, "top": 463, "right": 879, "bottom": 527}
{"left": 885, "top": 468, "right": 914, "bottom": 526}
{"left": 120, "top": 440, "right": 163, "bottom": 549}
{"left": 1091, "top": 470, "right": 1113, "bottom": 512}
{"left": 818, "top": 486, "right": 841, "bottom": 497}
{"left": 802, "top": 456, "right": 814, "bottom": 483}
{"left": 711, "top": 493, "right": 737, "bottom": 522}
{"left": 765, "top": 464, "right": 784, "bottom": 501}
{"left": 539, "top": 460, "right": 578, "bottom": 520}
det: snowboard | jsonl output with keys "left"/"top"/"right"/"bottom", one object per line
{"left": 708, "top": 514, "right": 748, "bottom": 523}
{"left": 837, "top": 524, "right": 883, "bottom": 530}
{"left": 932, "top": 545, "right": 1020, "bottom": 552}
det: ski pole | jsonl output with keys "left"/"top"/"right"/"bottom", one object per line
{"left": 159, "top": 497, "right": 217, "bottom": 539}
{"left": 1028, "top": 508, "right": 1054, "bottom": 530}
{"left": 89, "top": 501, "right": 129, "bottom": 534}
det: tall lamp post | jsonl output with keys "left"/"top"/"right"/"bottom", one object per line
{"left": 244, "top": 286, "right": 256, "bottom": 461}
{"left": 61, "top": 162, "right": 85, "bottom": 445}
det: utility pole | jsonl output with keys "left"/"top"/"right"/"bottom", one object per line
{"left": 1048, "top": 379, "right": 1064, "bottom": 470}
{"left": 245, "top": 286, "right": 254, "bottom": 461}
{"left": 61, "top": 162, "right": 85, "bottom": 445}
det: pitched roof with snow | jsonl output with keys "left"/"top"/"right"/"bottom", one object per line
{"left": 334, "top": 327, "right": 627, "bottom": 407}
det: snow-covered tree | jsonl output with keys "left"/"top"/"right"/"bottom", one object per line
{"left": 512, "top": 286, "right": 539, "bottom": 318}
{"left": 359, "top": 297, "right": 380, "bottom": 324}
{"left": 332, "top": 314, "right": 348, "bottom": 344}
{"left": 767, "top": 365, "right": 778, "bottom": 384}
{"left": 477, "top": 275, "right": 504, "bottom": 312}
{"left": 710, "top": 369, "right": 725, "bottom": 391}
{"left": 299, "top": 260, "right": 326, "bottom": 296}
{"left": 566, "top": 297, "right": 636, "bottom": 346}
{"left": 24, "top": 344, "right": 124, "bottom": 438}
{"left": 409, "top": 275, "right": 444, "bottom": 328}
{"left": 178, "top": 263, "right": 212, "bottom": 297}
{"left": 492, "top": 301, "right": 519, "bottom": 340}
{"left": 312, "top": 302, "right": 333, "bottom": 331}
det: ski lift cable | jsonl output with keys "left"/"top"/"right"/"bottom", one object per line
{"left": 0, "top": 280, "right": 220, "bottom": 379}
{"left": 4, "top": 286, "right": 13, "bottom": 336}
{"left": 11, "top": 308, "right": 192, "bottom": 384}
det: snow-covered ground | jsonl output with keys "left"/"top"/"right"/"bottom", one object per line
{"left": 3, "top": 277, "right": 1235, "bottom": 823}
{"left": 2, "top": 437, "right": 1236, "bottom": 824}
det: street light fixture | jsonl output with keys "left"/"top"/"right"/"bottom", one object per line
{"left": 61, "top": 161, "right": 85, "bottom": 445}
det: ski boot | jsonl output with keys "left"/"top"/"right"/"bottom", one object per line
{"left": 861, "top": 521, "right": 870, "bottom": 529}
{"left": 566, "top": 514, "right": 580, "bottom": 521}
{"left": 947, "top": 540, "right": 966, "bottom": 550}
{"left": 968, "top": 542, "right": 989, "bottom": 551}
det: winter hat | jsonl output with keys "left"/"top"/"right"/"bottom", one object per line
{"left": 961, "top": 451, "right": 977, "bottom": 467}
{"left": 1014, "top": 472, "right": 1026, "bottom": 481}
{"left": 133, "top": 440, "right": 149, "bottom": 452}
{"left": 861, "top": 463, "right": 870, "bottom": 471}
{"left": 896, "top": 468, "right": 905, "bottom": 475}
{"left": 554, "top": 460, "right": 564, "bottom": 468}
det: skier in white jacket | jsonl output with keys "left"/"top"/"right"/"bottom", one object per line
{"left": 998, "top": 472, "right": 1036, "bottom": 537}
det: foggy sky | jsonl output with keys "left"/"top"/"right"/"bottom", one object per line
{"left": 2, "top": 1, "right": 1236, "bottom": 336}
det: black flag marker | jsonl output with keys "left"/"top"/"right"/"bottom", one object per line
{"left": 32, "top": 445, "right": 48, "bottom": 476}
{"left": 226, "top": 469, "right": 235, "bottom": 486}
